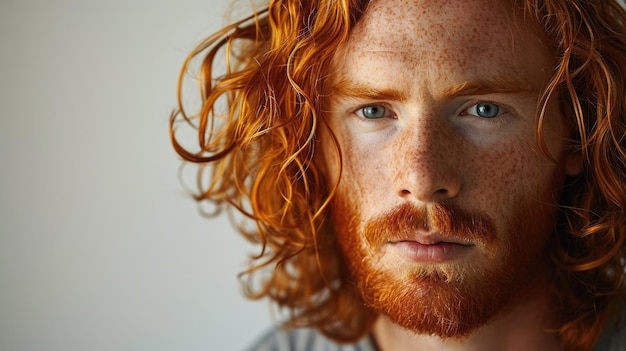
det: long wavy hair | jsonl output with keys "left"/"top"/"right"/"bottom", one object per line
{"left": 170, "top": 0, "right": 626, "bottom": 350}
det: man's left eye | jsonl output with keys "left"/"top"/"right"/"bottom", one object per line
{"left": 463, "top": 102, "right": 503, "bottom": 118}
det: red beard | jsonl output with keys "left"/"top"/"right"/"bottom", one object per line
{"left": 331, "top": 199, "right": 554, "bottom": 338}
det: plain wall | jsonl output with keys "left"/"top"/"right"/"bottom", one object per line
{"left": 0, "top": 0, "right": 271, "bottom": 350}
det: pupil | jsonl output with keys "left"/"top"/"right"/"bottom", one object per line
{"left": 477, "top": 103, "right": 498, "bottom": 118}
{"left": 364, "top": 106, "right": 384, "bottom": 118}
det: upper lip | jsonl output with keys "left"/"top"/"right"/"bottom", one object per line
{"left": 388, "top": 231, "right": 474, "bottom": 246}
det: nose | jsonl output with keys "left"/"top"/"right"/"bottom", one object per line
{"left": 393, "top": 116, "right": 462, "bottom": 204}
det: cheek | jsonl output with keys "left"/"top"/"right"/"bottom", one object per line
{"left": 336, "top": 146, "right": 376, "bottom": 206}
{"left": 473, "top": 144, "right": 528, "bottom": 192}
{"left": 322, "top": 139, "right": 396, "bottom": 237}
{"left": 337, "top": 136, "right": 393, "bottom": 200}
{"left": 468, "top": 139, "right": 564, "bottom": 214}
{"left": 316, "top": 122, "right": 388, "bottom": 214}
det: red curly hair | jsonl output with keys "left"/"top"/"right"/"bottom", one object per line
{"left": 170, "top": 1, "right": 626, "bottom": 350}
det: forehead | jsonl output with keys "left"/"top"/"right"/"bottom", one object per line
{"left": 354, "top": 0, "right": 516, "bottom": 46}
{"left": 332, "top": 0, "right": 552, "bottom": 90}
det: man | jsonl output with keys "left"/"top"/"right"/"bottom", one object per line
{"left": 170, "top": 0, "right": 626, "bottom": 350}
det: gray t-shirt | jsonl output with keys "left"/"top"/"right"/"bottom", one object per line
{"left": 249, "top": 319, "right": 626, "bottom": 351}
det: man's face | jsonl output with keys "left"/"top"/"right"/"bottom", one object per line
{"left": 319, "top": 0, "right": 581, "bottom": 338}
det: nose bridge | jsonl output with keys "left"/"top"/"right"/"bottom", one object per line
{"left": 392, "top": 111, "right": 461, "bottom": 203}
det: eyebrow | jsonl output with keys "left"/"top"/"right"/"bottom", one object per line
{"left": 331, "top": 79, "right": 408, "bottom": 102}
{"left": 330, "top": 75, "right": 540, "bottom": 102}
{"left": 440, "top": 76, "right": 540, "bottom": 99}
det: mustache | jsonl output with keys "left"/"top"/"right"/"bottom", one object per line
{"left": 363, "top": 202, "right": 496, "bottom": 248}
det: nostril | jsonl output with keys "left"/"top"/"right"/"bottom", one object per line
{"left": 398, "top": 186, "right": 458, "bottom": 203}
{"left": 434, "top": 188, "right": 449, "bottom": 196}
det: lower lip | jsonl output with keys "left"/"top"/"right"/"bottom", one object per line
{"left": 387, "top": 241, "right": 472, "bottom": 263}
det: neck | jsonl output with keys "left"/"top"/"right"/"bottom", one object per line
{"left": 372, "top": 283, "right": 562, "bottom": 351}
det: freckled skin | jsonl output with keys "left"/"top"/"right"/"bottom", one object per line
{"left": 325, "top": 0, "right": 565, "bottom": 227}
{"left": 319, "top": 0, "right": 581, "bottom": 349}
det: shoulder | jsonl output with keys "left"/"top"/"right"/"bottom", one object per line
{"left": 246, "top": 327, "right": 376, "bottom": 351}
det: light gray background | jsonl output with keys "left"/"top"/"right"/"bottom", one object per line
{"left": 0, "top": 0, "right": 272, "bottom": 350}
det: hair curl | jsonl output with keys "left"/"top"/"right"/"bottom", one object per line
{"left": 170, "top": 0, "right": 626, "bottom": 349}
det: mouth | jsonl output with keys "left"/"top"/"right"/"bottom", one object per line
{"left": 386, "top": 233, "right": 475, "bottom": 263}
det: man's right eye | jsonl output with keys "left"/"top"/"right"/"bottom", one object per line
{"left": 358, "top": 105, "right": 388, "bottom": 119}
